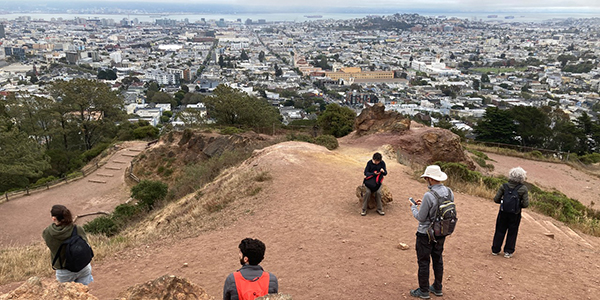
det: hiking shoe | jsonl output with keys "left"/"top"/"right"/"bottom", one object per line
{"left": 504, "top": 252, "right": 513, "bottom": 258}
{"left": 429, "top": 285, "right": 443, "bottom": 297}
{"left": 361, "top": 210, "right": 367, "bottom": 216}
{"left": 377, "top": 210, "right": 385, "bottom": 216}
{"left": 410, "top": 288, "right": 431, "bottom": 299}
{"left": 492, "top": 252, "right": 500, "bottom": 256}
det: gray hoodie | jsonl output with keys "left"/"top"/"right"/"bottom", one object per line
{"left": 411, "top": 184, "right": 454, "bottom": 234}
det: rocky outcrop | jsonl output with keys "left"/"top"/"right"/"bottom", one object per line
{"left": 392, "top": 124, "right": 476, "bottom": 169}
{"left": 354, "top": 103, "right": 411, "bottom": 136}
{"left": 355, "top": 184, "right": 393, "bottom": 209}
{"left": 0, "top": 277, "right": 97, "bottom": 300}
{"left": 116, "top": 274, "right": 214, "bottom": 300}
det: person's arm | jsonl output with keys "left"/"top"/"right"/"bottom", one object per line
{"left": 268, "top": 273, "right": 278, "bottom": 294}
{"left": 520, "top": 185, "right": 529, "bottom": 208}
{"left": 493, "top": 185, "right": 505, "bottom": 204}
{"left": 77, "top": 225, "right": 89, "bottom": 244}
{"left": 223, "top": 274, "right": 234, "bottom": 300}
{"left": 412, "top": 193, "right": 433, "bottom": 222}
{"left": 380, "top": 161, "right": 387, "bottom": 176}
{"left": 364, "top": 161, "right": 374, "bottom": 177}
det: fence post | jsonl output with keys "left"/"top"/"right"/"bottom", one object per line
{"left": 82, "top": 169, "right": 85, "bottom": 177}
{"left": 96, "top": 162, "right": 99, "bottom": 169}
{"left": 26, "top": 186, "right": 29, "bottom": 195}
{"left": 5, "top": 192, "right": 8, "bottom": 202}
{"left": 46, "top": 182, "right": 50, "bottom": 189}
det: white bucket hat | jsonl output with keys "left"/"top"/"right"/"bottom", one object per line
{"left": 420, "top": 165, "right": 448, "bottom": 181}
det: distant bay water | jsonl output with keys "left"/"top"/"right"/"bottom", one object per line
{"left": 0, "top": 11, "right": 598, "bottom": 23}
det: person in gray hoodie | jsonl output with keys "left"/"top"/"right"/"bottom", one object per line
{"left": 492, "top": 167, "right": 529, "bottom": 258}
{"left": 42, "top": 205, "right": 93, "bottom": 285}
{"left": 409, "top": 165, "right": 454, "bottom": 299}
{"left": 223, "top": 238, "right": 278, "bottom": 300}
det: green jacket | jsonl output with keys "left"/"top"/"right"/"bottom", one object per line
{"left": 42, "top": 223, "right": 89, "bottom": 269}
{"left": 494, "top": 181, "right": 529, "bottom": 214}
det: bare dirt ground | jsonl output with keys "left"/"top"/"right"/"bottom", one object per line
{"left": 0, "top": 141, "right": 147, "bottom": 247}
{"left": 2, "top": 137, "right": 600, "bottom": 299}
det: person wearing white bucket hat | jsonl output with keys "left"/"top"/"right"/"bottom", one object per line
{"left": 409, "top": 165, "right": 454, "bottom": 299}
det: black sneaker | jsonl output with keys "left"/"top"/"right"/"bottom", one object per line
{"left": 429, "top": 285, "right": 443, "bottom": 297}
{"left": 361, "top": 210, "right": 367, "bottom": 216}
{"left": 410, "top": 288, "right": 431, "bottom": 299}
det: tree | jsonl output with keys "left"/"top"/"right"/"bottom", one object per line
{"left": 274, "top": 64, "right": 283, "bottom": 77}
{"left": 258, "top": 51, "right": 265, "bottom": 62}
{"left": 480, "top": 73, "right": 490, "bottom": 83}
{"left": 48, "top": 79, "right": 124, "bottom": 150}
{"left": 510, "top": 106, "right": 551, "bottom": 148}
{"left": 0, "top": 118, "right": 51, "bottom": 192}
{"left": 240, "top": 49, "right": 249, "bottom": 60}
{"left": 317, "top": 103, "right": 356, "bottom": 138}
{"left": 204, "top": 85, "right": 280, "bottom": 128}
{"left": 473, "top": 107, "right": 517, "bottom": 144}
{"left": 472, "top": 79, "right": 480, "bottom": 91}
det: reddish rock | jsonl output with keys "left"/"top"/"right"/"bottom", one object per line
{"left": 356, "top": 184, "right": 393, "bottom": 209}
{"left": 0, "top": 277, "right": 97, "bottom": 300}
{"left": 354, "top": 103, "right": 411, "bottom": 136}
{"left": 116, "top": 275, "right": 214, "bottom": 300}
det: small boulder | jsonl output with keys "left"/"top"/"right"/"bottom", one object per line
{"left": 0, "top": 276, "right": 97, "bottom": 300}
{"left": 356, "top": 184, "right": 393, "bottom": 209}
{"left": 116, "top": 274, "right": 214, "bottom": 300}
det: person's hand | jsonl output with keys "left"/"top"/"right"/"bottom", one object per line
{"left": 374, "top": 170, "right": 379, "bottom": 174}
{"left": 380, "top": 168, "right": 385, "bottom": 173}
{"left": 416, "top": 199, "right": 422, "bottom": 205}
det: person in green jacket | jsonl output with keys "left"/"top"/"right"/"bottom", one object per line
{"left": 42, "top": 205, "right": 93, "bottom": 285}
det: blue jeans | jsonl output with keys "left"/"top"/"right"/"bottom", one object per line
{"left": 55, "top": 263, "right": 93, "bottom": 285}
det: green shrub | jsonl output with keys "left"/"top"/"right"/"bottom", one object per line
{"left": 84, "top": 216, "right": 118, "bottom": 236}
{"left": 133, "top": 125, "right": 159, "bottom": 140}
{"left": 482, "top": 176, "right": 505, "bottom": 190}
{"left": 314, "top": 135, "right": 339, "bottom": 150}
{"left": 220, "top": 126, "right": 244, "bottom": 135}
{"left": 157, "top": 166, "right": 165, "bottom": 174}
{"left": 81, "top": 143, "right": 110, "bottom": 162}
{"left": 467, "top": 149, "right": 489, "bottom": 160}
{"left": 34, "top": 176, "right": 58, "bottom": 186}
{"left": 286, "top": 133, "right": 314, "bottom": 143}
{"left": 528, "top": 150, "right": 544, "bottom": 159}
{"left": 112, "top": 203, "right": 139, "bottom": 222}
{"left": 130, "top": 180, "right": 169, "bottom": 210}
{"left": 435, "top": 161, "right": 481, "bottom": 183}
{"left": 577, "top": 153, "right": 600, "bottom": 164}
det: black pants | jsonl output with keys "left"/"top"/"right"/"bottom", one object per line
{"left": 416, "top": 232, "right": 445, "bottom": 293}
{"left": 491, "top": 211, "right": 522, "bottom": 254}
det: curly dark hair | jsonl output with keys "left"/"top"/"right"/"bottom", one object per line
{"left": 373, "top": 152, "right": 382, "bottom": 161}
{"left": 50, "top": 204, "right": 73, "bottom": 226}
{"left": 239, "top": 238, "right": 266, "bottom": 265}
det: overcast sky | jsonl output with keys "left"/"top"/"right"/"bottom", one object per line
{"left": 92, "top": 0, "right": 599, "bottom": 10}
{"left": 2, "top": 0, "right": 599, "bottom": 12}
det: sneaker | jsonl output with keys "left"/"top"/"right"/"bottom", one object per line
{"left": 410, "top": 288, "right": 431, "bottom": 299}
{"left": 429, "top": 285, "right": 443, "bottom": 297}
{"left": 361, "top": 210, "right": 367, "bottom": 216}
{"left": 377, "top": 210, "right": 385, "bottom": 216}
{"left": 492, "top": 252, "right": 499, "bottom": 256}
{"left": 504, "top": 252, "right": 513, "bottom": 258}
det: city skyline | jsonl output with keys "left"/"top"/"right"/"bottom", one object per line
{"left": 0, "top": 0, "right": 599, "bottom": 14}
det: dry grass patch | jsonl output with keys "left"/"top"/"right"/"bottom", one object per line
{"left": 0, "top": 243, "right": 51, "bottom": 285}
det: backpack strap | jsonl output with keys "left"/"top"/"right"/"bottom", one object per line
{"left": 51, "top": 226, "right": 78, "bottom": 270}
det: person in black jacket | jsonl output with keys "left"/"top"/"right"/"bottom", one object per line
{"left": 492, "top": 167, "right": 529, "bottom": 258}
{"left": 361, "top": 152, "right": 387, "bottom": 216}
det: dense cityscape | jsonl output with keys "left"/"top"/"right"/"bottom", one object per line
{"left": 1, "top": 12, "right": 600, "bottom": 165}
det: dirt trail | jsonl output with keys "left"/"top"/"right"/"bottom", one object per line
{"left": 0, "top": 141, "right": 147, "bottom": 247}
{"left": 2, "top": 139, "right": 600, "bottom": 300}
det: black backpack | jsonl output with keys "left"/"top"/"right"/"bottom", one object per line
{"left": 501, "top": 183, "right": 522, "bottom": 213}
{"left": 52, "top": 226, "right": 94, "bottom": 272}
{"left": 429, "top": 188, "right": 458, "bottom": 238}
{"left": 364, "top": 173, "right": 384, "bottom": 192}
